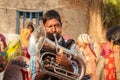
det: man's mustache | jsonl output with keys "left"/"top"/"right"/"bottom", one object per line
{"left": 46, "top": 32, "right": 60, "bottom": 41}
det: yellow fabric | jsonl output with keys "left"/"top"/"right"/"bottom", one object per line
{"left": 6, "top": 38, "right": 24, "bottom": 62}
{"left": 20, "top": 29, "right": 31, "bottom": 48}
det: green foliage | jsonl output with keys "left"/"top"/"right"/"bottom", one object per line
{"left": 103, "top": 0, "right": 120, "bottom": 29}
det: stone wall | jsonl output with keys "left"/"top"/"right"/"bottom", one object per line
{"left": 0, "top": 0, "right": 89, "bottom": 40}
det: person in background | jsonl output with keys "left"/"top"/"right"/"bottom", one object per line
{"left": 29, "top": 10, "right": 76, "bottom": 80}
{"left": 0, "top": 33, "right": 7, "bottom": 53}
{"left": 20, "top": 22, "right": 34, "bottom": 59}
{"left": 26, "top": 22, "right": 34, "bottom": 33}
{"left": 99, "top": 26, "right": 120, "bottom": 80}
{"left": 0, "top": 33, "right": 7, "bottom": 72}
{"left": 76, "top": 33, "right": 102, "bottom": 80}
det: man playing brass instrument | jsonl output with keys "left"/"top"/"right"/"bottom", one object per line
{"left": 32, "top": 10, "right": 76, "bottom": 80}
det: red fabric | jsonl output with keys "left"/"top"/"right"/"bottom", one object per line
{"left": 23, "top": 47, "right": 30, "bottom": 59}
{"left": 104, "top": 53, "right": 116, "bottom": 80}
{"left": 102, "top": 43, "right": 116, "bottom": 80}
{"left": 25, "top": 49, "right": 30, "bottom": 59}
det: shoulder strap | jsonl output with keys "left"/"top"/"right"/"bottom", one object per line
{"left": 89, "top": 43, "right": 97, "bottom": 58}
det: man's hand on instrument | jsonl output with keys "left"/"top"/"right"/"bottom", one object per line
{"left": 56, "top": 48, "right": 73, "bottom": 72}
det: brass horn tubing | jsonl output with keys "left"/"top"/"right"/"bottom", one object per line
{"left": 40, "top": 52, "right": 76, "bottom": 80}
{"left": 45, "top": 38, "right": 73, "bottom": 59}
{"left": 52, "top": 60, "right": 79, "bottom": 77}
{"left": 53, "top": 65, "right": 77, "bottom": 75}
{"left": 53, "top": 66, "right": 78, "bottom": 80}
{"left": 39, "top": 52, "right": 71, "bottom": 80}
{"left": 44, "top": 38, "right": 86, "bottom": 79}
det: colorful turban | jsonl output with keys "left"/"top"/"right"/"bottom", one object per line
{"left": 77, "top": 33, "right": 91, "bottom": 43}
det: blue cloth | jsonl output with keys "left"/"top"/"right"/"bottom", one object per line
{"left": 30, "top": 56, "right": 36, "bottom": 80}
{"left": 0, "top": 52, "right": 5, "bottom": 57}
{"left": 83, "top": 74, "right": 91, "bottom": 80}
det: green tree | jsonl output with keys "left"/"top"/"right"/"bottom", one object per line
{"left": 103, "top": 0, "right": 120, "bottom": 29}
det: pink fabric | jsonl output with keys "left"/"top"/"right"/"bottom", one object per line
{"left": 63, "top": 36, "right": 71, "bottom": 40}
{"left": 102, "top": 42, "right": 111, "bottom": 56}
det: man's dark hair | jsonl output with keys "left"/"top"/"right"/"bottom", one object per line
{"left": 27, "top": 22, "right": 34, "bottom": 32}
{"left": 42, "top": 10, "right": 62, "bottom": 26}
{"left": 106, "top": 26, "right": 120, "bottom": 45}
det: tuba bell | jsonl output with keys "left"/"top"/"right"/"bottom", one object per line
{"left": 28, "top": 25, "right": 86, "bottom": 80}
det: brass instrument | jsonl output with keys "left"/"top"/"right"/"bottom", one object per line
{"left": 28, "top": 25, "right": 86, "bottom": 80}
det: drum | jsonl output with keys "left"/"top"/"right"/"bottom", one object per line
{"left": 2, "top": 56, "right": 31, "bottom": 80}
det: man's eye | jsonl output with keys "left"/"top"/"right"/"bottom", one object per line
{"left": 55, "top": 24, "right": 61, "bottom": 28}
{"left": 55, "top": 24, "right": 59, "bottom": 27}
{"left": 48, "top": 26, "right": 52, "bottom": 28}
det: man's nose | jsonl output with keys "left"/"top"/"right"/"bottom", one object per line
{"left": 52, "top": 26, "right": 56, "bottom": 33}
